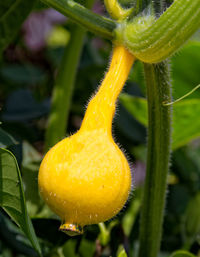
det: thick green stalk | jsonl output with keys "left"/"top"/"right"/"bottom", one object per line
{"left": 44, "top": 25, "right": 85, "bottom": 151}
{"left": 40, "top": 0, "right": 116, "bottom": 40}
{"left": 44, "top": 0, "right": 95, "bottom": 151}
{"left": 119, "top": 0, "right": 200, "bottom": 63}
{"left": 138, "top": 62, "right": 172, "bottom": 257}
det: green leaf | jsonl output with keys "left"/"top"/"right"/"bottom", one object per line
{"left": 183, "top": 192, "right": 200, "bottom": 246}
{"left": 98, "top": 223, "right": 110, "bottom": 246}
{"left": 0, "top": 148, "right": 42, "bottom": 256}
{"left": 0, "top": 0, "right": 37, "bottom": 53}
{"left": 172, "top": 41, "right": 200, "bottom": 100}
{"left": 169, "top": 250, "right": 196, "bottom": 257}
{"left": 0, "top": 64, "right": 47, "bottom": 85}
{"left": 0, "top": 213, "right": 41, "bottom": 256}
{"left": 117, "top": 249, "right": 128, "bottom": 257}
{"left": 78, "top": 239, "right": 96, "bottom": 257}
{"left": 120, "top": 94, "right": 200, "bottom": 150}
{"left": 172, "top": 99, "right": 200, "bottom": 149}
{"left": 122, "top": 189, "right": 142, "bottom": 236}
{"left": 62, "top": 240, "right": 77, "bottom": 257}
{"left": 0, "top": 127, "right": 17, "bottom": 148}
{"left": 120, "top": 95, "right": 148, "bottom": 126}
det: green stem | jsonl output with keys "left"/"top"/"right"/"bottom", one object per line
{"left": 104, "top": 0, "right": 133, "bottom": 20}
{"left": 153, "top": 0, "right": 164, "bottom": 15}
{"left": 138, "top": 61, "right": 172, "bottom": 257}
{"left": 98, "top": 223, "right": 110, "bottom": 246}
{"left": 119, "top": 0, "right": 200, "bottom": 63}
{"left": 135, "top": 0, "right": 151, "bottom": 13}
{"left": 40, "top": 0, "right": 116, "bottom": 40}
{"left": 45, "top": 0, "right": 94, "bottom": 151}
{"left": 44, "top": 25, "right": 85, "bottom": 151}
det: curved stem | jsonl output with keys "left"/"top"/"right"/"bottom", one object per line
{"left": 104, "top": 0, "right": 133, "bottom": 20}
{"left": 119, "top": 0, "right": 200, "bottom": 63}
{"left": 40, "top": 0, "right": 116, "bottom": 40}
{"left": 138, "top": 61, "right": 172, "bottom": 257}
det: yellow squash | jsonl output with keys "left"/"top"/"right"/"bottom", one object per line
{"left": 38, "top": 45, "right": 135, "bottom": 235}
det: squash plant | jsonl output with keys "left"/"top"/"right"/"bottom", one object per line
{"left": 0, "top": 0, "right": 200, "bottom": 257}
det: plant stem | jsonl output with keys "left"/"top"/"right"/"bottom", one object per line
{"left": 44, "top": 26, "right": 83, "bottom": 151}
{"left": 104, "top": 0, "right": 133, "bottom": 20}
{"left": 120, "top": 0, "right": 200, "bottom": 63}
{"left": 44, "top": 0, "right": 95, "bottom": 151}
{"left": 138, "top": 61, "right": 172, "bottom": 257}
{"left": 40, "top": 0, "right": 116, "bottom": 40}
{"left": 153, "top": 0, "right": 164, "bottom": 15}
{"left": 135, "top": 0, "right": 151, "bottom": 13}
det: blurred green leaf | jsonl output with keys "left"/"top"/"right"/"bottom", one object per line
{"left": 98, "top": 223, "right": 110, "bottom": 246}
{"left": 62, "top": 240, "right": 77, "bottom": 257}
{"left": 21, "top": 141, "right": 42, "bottom": 217}
{"left": 2, "top": 89, "right": 50, "bottom": 122}
{"left": 0, "top": 148, "right": 41, "bottom": 256}
{"left": 120, "top": 94, "right": 200, "bottom": 150}
{"left": 0, "top": 212, "right": 39, "bottom": 256}
{"left": 117, "top": 248, "right": 127, "bottom": 257}
{"left": 21, "top": 141, "right": 55, "bottom": 219}
{"left": 116, "top": 104, "right": 146, "bottom": 144}
{"left": 120, "top": 95, "right": 148, "bottom": 126}
{"left": 0, "top": 248, "right": 12, "bottom": 257}
{"left": 183, "top": 192, "right": 200, "bottom": 246}
{"left": 129, "top": 60, "right": 146, "bottom": 94}
{"left": 122, "top": 189, "right": 142, "bottom": 236}
{"left": 0, "top": 64, "right": 47, "bottom": 85}
{"left": 173, "top": 146, "right": 200, "bottom": 193}
{"left": 169, "top": 250, "right": 196, "bottom": 257}
{"left": 46, "top": 26, "right": 70, "bottom": 48}
{"left": 78, "top": 239, "right": 95, "bottom": 257}
{"left": 172, "top": 99, "right": 200, "bottom": 149}
{"left": 63, "top": 237, "right": 95, "bottom": 257}
{"left": 172, "top": 41, "right": 200, "bottom": 100}
{"left": 0, "top": 127, "right": 17, "bottom": 148}
{"left": 0, "top": 0, "right": 37, "bottom": 53}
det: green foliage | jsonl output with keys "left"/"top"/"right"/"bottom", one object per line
{"left": 122, "top": 189, "right": 141, "bottom": 236}
{"left": 0, "top": 0, "right": 37, "bottom": 54}
{"left": 98, "top": 223, "right": 110, "bottom": 246}
{"left": 169, "top": 250, "right": 196, "bottom": 257}
{"left": 63, "top": 238, "right": 95, "bottom": 257}
{"left": 120, "top": 95, "right": 200, "bottom": 150}
{"left": 0, "top": 148, "right": 41, "bottom": 256}
{"left": 172, "top": 42, "right": 200, "bottom": 100}
{"left": 0, "top": 1, "right": 200, "bottom": 257}
{"left": 183, "top": 192, "right": 200, "bottom": 247}
{"left": 0, "top": 64, "right": 47, "bottom": 85}
{"left": 0, "top": 127, "right": 17, "bottom": 148}
{"left": 117, "top": 248, "right": 128, "bottom": 257}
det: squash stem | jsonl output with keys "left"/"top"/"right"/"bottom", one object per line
{"left": 138, "top": 61, "right": 172, "bottom": 257}
{"left": 44, "top": 0, "right": 94, "bottom": 151}
{"left": 40, "top": 0, "right": 116, "bottom": 40}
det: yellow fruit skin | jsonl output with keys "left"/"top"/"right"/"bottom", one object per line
{"left": 38, "top": 45, "right": 135, "bottom": 233}
{"left": 39, "top": 129, "right": 131, "bottom": 225}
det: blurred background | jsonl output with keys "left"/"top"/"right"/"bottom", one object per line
{"left": 0, "top": 0, "right": 200, "bottom": 256}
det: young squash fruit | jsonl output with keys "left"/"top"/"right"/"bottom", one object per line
{"left": 38, "top": 45, "right": 135, "bottom": 235}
